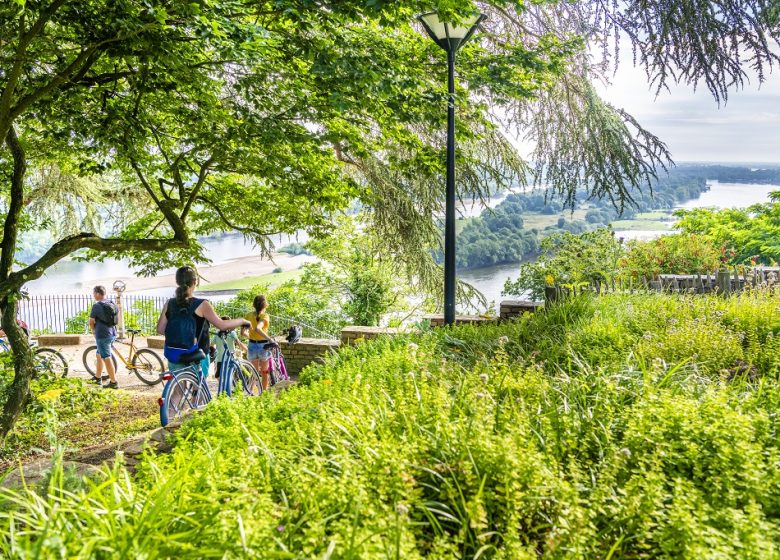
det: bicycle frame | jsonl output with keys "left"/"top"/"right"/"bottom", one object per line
{"left": 215, "top": 332, "right": 260, "bottom": 395}
{"left": 112, "top": 331, "right": 141, "bottom": 368}
{"left": 268, "top": 343, "right": 291, "bottom": 384}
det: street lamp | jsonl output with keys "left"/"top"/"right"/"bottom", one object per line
{"left": 418, "top": 11, "right": 485, "bottom": 326}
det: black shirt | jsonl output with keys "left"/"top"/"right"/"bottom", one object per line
{"left": 166, "top": 297, "right": 210, "bottom": 351}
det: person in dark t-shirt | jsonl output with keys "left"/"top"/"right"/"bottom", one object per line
{"left": 89, "top": 285, "right": 118, "bottom": 388}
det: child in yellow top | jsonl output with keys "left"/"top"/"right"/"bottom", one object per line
{"left": 244, "top": 294, "right": 273, "bottom": 389}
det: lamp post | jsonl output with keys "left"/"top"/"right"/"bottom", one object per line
{"left": 418, "top": 11, "right": 485, "bottom": 326}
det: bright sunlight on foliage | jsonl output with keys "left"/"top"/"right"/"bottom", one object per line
{"left": 2, "top": 290, "right": 779, "bottom": 558}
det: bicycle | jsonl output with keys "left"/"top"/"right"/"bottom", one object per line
{"left": 213, "top": 331, "right": 263, "bottom": 397}
{"left": 0, "top": 337, "right": 69, "bottom": 377}
{"left": 159, "top": 330, "right": 265, "bottom": 427}
{"left": 266, "top": 325, "right": 301, "bottom": 386}
{"left": 82, "top": 329, "right": 165, "bottom": 385}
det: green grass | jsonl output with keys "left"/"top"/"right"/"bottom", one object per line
{"left": 610, "top": 219, "right": 671, "bottom": 230}
{"left": 0, "top": 382, "right": 159, "bottom": 468}
{"left": 634, "top": 210, "right": 674, "bottom": 220}
{"left": 199, "top": 268, "right": 303, "bottom": 292}
{"left": 2, "top": 290, "right": 779, "bottom": 558}
{"left": 521, "top": 208, "right": 588, "bottom": 230}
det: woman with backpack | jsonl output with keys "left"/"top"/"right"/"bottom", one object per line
{"left": 156, "top": 266, "right": 249, "bottom": 377}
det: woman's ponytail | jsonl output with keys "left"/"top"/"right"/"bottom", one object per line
{"left": 253, "top": 294, "right": 267, "bottom": 323}
{"left": 175, "top": 266, "right": 198, "bottom": 307}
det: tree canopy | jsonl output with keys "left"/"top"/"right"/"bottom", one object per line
{"left": 0, "top": 0, "right": 778, "bottom": 436}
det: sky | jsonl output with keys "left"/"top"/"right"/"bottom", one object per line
{"left": 595, "top": 58, "right": 780, "bottom": 164}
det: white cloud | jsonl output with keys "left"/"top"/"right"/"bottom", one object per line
{"left": 596, "top": 53, "right": 780, "bottom": 162}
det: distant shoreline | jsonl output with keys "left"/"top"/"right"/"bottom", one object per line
{"left": 86, "top": 253, "right": 317, "bottom": 296}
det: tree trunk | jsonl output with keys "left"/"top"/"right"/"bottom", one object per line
{"left": 0, "top": 125, "right": 34, "bottom": 441}
{"left": 0, "top": 297, "right": 35, "bottom": 441}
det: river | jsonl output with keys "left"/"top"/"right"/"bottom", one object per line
{"left": 20, "top": 180, "right": 779, "bottom": 308}
{"left": 465, "top": 180, "right": 779, "bottom": 305}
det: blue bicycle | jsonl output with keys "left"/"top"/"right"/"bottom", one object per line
{"left": 158, "top": 330, "right": 262, "bottom": 427}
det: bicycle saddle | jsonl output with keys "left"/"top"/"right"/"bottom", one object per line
{"left": 177, "top": 349, "right": 207, "bottom": 364}
{"left": 127, "top": 329, "right": 142, "bottom": 334}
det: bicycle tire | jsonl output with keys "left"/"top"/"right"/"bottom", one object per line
{"left": 267, "top": 353, "right": 279, "bottom": 386}
{"left": 34, "top": 348, "right": 69, "bottom": 378}
{"left": 131, "top": 348, "right": 165, "bottom": 386}
{"left": 238, "top": 359, "right": 263, "bottom": 396}
{"left": 159, "top": 369, "right": 209, "bottom": 427}
{"left": 82, "top": 345, "right": 118, "bottom": 377}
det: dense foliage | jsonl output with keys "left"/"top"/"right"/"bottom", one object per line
{"left": 503, "top": 230, "right": 724, "bottom": 299}
{"left": 456, "top": 170, "right": 709, "bottom": 269}
{"left": 2, "top": 291, "right": 779, "bottom": 557}
{"left": 620, "top": 234, "right": 723, "bottom": 279}
{"left": 676, "top": 192, "right": 780, "bottom": 265}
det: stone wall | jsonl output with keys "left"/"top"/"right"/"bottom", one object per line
{"left": 341, "top": 325, "right": 401, "bottom": 345}
{"left": 424, "top": 314, "right": 497, "bottom": 328}
{"left": 278, "top": 337, "right": 341, "bottom": 376}
{"left": 499, "top": 300, "right": 543, "bottom": 321}
{"left": 36, "top": 334, "right": 85, "bottom": 346}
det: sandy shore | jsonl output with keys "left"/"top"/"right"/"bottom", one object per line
{"left": 88, "top": 253, "right": 318, "bottom": 293}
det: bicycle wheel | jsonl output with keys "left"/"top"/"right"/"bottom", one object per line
{"left": 238, "top": 360, "right": 263, "bottom": 396}
{"left": 131, "top": 348, "right": 165, "bottom": 386}
{"left": 82, "top": 346, "right": 118, "bottom": 377}
{"left": 159, "top": 369, "right": 210, "bottom": 427}
{"left": 34, "top": 348, "right": 69, "bottom": 378}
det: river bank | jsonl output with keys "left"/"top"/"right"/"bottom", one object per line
{"left": 90, "top": 253, "right": 317, "bottom": 296}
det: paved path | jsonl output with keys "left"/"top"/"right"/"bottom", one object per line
{"left": 49, "top": 337, "right": 219, "bottom": 395}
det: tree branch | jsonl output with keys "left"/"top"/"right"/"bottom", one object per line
{"left": 197, "top": 194, "right": 280, "bottom": 240}
{"left": 0, "top": 0, "right": 68, "bottom": 135}
{"left": 180, "top": 157, "right": 214, "bottom": 221}
{"left": 0, "top": 232, "right": 189, "bottom": 296}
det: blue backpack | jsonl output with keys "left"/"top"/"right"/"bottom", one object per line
{"left": 164, "top": 298, "right": 205, "bottom": 363}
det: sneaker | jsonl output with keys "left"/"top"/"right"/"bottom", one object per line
{"left": 103, "top": 382, "right": 119, "bottom": 390}
{"left": 90, "top": 377, "right": 103, "bottom": 385}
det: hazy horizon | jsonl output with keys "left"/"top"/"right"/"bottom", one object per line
{"left": 596, "top": 43, "right": 780, "bottom": 164}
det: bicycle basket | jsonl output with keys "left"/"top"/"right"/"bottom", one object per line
{"left": 285, "top": 325, "right": 302, "bottom": 344}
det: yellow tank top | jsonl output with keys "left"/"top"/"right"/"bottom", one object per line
{"left": 244, "top": 311, "right": 270, "bottom": 342}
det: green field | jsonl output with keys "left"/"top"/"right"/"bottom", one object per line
{"left": 610, "top": 219, "right": 671, "bottom": 231}
{"left": 633, "top": 210, "right": 674, "bottom": 220}
{"left": 200, "top": 268, "right": 303, "bottom": 292}
{"left": 518, "top": 208, "right": 587, "bottom": 230}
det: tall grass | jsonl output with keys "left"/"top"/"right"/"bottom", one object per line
{"left": 1, "top": 290, "right": 779, "bottom": 558}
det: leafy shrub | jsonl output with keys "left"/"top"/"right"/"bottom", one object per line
{"left": 621, "top": 233, "right": 722, "bottom": 278}
{"left": 503, "top": 228, "right": 623, "bottom": 299}
{"left": 675, "top": 192, "right": 780, "bottom": 265}
{"left": 2, "top": 292, "right": 780, "bottom": 558}
{"left": 0, "top": 352, "right": 119, "bottom": 462}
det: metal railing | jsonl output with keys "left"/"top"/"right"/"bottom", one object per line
{"left": 19, "top": 295, "right": 169, "bottom": 336}
{"left": 546, "top": 267, "right": 780, "bottom": 302}
{"left": 18, "top": 294, "right": 340, "bottom": 340}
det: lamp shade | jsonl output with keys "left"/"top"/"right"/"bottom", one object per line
{"left": 418, "top": 11, "right": 485, "bottom": 53}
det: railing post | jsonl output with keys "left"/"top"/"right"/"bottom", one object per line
{"left": 544, "top": 286, "right": 558, "bottom": 305}
{"left": 716, "top": 269, "right": 731, "bottom": 296}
